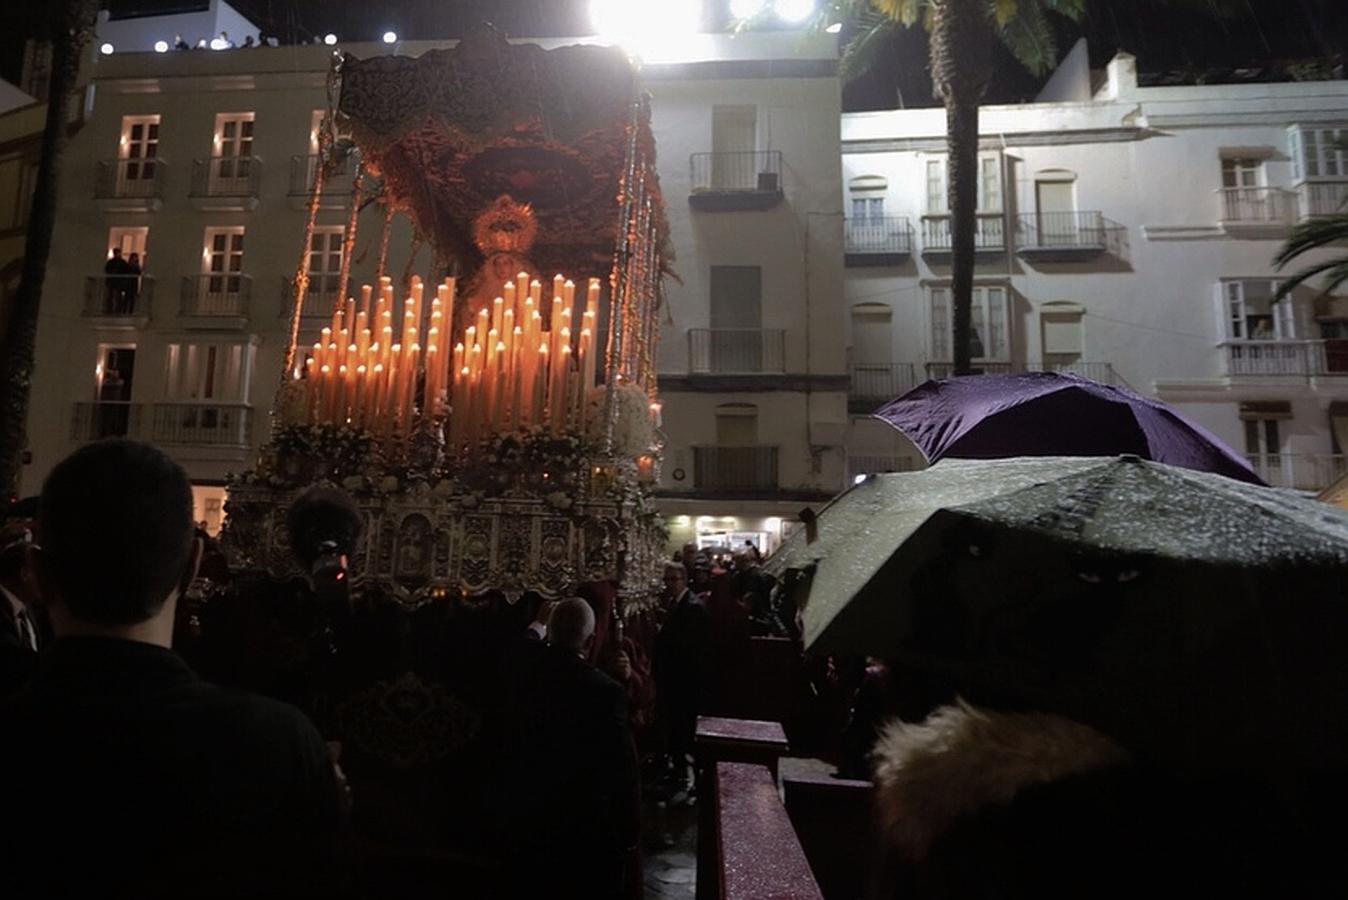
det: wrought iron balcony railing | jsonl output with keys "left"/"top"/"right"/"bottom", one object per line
{"left": 924, "top": 360, "right": 1122, "bottom": 385}
{"left": 190, "top": 156, "right": 262, "bottom": 198}
{"left": 83, "top": 274, "right": 154, "bottom": 318}
{"left": 1218, "top": 186, "right": 1296, "bottom": 225}
{"left": 689, "top": 150, "right": 783, "bottom": 194}
{"left": 71, "top": 402, "right": 141, "bottom": 441}
{"left": 1246, "top": 453, "right": 1347, "bottom": 491}
{"left": 920, "top": 213, "right": 1005, "bottom": 252}
{"left": 181, "top": 274, "right": 252, "bottom": 318}
{"left": 848, "top": 362, "right": 917, "bottom": 411}
{"left": 95, "top": 158, "right": 165, "bottom": 200}
{"left": 693, "top": 445, "right": 779, "bottom": 491}
{"left": 688, "top": 328, "right": 786, "bottom": 374}
{"left": 150, "top": 402, "right": 253, "bottom": 446}
{"left": 279, "top": 274, "right": 342, "bottom": 318}
{"left": 844, "top": 216, "right": 913, "bottom": 256}
{"left": 1222, "top": 340, "right": 1348, "bottom": 377}
{"left": 1295, "top": 180, "right": 1348, "bottom": 219}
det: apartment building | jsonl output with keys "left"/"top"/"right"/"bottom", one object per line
{"left": 841, "top": 48, "right": 1348, "bottom": 492}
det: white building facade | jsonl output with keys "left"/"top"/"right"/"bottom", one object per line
{"left": 841, "top": 52, "right": 1348, "bottom": 492}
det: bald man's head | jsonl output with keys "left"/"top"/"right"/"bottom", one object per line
{"left": 548, "top": 597, "right": 596, "bottom": 654}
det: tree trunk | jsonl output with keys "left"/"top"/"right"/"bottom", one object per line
{"left": 929, "top": 0, "right": 991, "bottom": 377}
{"left": 0, "top": 0, "right": 97, "bottom": 499}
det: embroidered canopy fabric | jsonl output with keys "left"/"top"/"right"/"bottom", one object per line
{"left": 337, "top": 29, "right": 671, "bottom": 279}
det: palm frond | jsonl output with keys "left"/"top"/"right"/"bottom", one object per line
{"left": 1273, "top": 258, "right": 1348, "bottom": 301}
{"left": 1273, "top": 213, "right": 1348, "bottom": 269}
{"left": 997, "top": 1, "right": 1060, "bottom": 75}
{"left": 871, "top": 0, "right": 927, "bottom": 26}
{"left": 838, "top": 12, "right": 904, "bottom": 83}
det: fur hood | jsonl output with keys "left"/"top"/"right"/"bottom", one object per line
{"left": 872, "top": 701, "right": 1130, "bottom": 862}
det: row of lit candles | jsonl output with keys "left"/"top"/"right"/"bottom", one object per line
{"left": 301, "top": 272, "right": 605, "bottom": 444}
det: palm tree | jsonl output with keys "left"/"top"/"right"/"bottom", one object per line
{"left": 0, "top": 0, "right": 98, "bottom": 499}
{"left": 821, "top": 0, "right": 1087, "bottom": 375}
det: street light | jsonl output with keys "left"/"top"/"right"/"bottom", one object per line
{"left": 382, "top": 31, "right": 397, "bottom": 44}
{"left": 153, "top": 40, "right": 169, "bottom": 53}
{"left": 730, "top": 0, "right": 768, "bottom": 18}
{"left": 324, "top": 33, "right": 337, "bottom": 46}
{"left": 589, "top": 0, "right": 700, "bottom": 60}
{"left": 99, "top": 43, "right": 114, "bottom": 55}
{"left": 775, "top": 0, "right": 815, "bottom": 23}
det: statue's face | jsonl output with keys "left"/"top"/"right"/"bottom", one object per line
{"left": 490, "top": 254, "right": 518, "bottom": 282}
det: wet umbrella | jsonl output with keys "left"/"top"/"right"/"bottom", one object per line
{"left": 779, "top": 456, "right": 1348, "bottom": 770}
{"left": 875, "top": 371, "right": 1263, "bottom": 484}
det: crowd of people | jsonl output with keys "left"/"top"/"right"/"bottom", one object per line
{"left": 0, "top": 439, "right": 806, "bottom": 899}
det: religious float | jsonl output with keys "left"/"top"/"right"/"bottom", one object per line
{"left": 193, "top": 31, "right": 671, "bottom": 858}
{"left": 221, "top": 29, "right": 671, "bottom": 610}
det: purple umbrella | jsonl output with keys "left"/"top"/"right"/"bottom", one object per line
{"left": 875, "top": 371, "right": 1264, "bottom": 485}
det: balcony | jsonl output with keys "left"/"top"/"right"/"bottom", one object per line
{"left": 689, "top": 151, "right": 784, "bottom": 212}
{"left": 844, "top": 217, "right": 913, "bottom": 266}
{"left": 1217, "top": 187, "right": 1295, "bottom": 236}
{"left": 1295, "top": 181, "right": 1348, "bottom": 220}
{"left": 1222, "top": 340, "right": 1348, "bottom": 379}
{"left": 181, "top": 274, "right": 251, "bottom": 327}
{"left": 1015, "top": 211, "right": 1125, "bottom": 262}
{"left": 693, "top": 446, "right": 779, "bottom": 492}
{"left": 94, "top": 158, "right": 165, "bottom": 211}
{"left": 688, "top": 328, "right": 786, "bottom": 375}
{"left": 279, "top": 274, "right": 341, "bottom": 319}
{"left": 920, "top": 213, "right": 1005, "bottom": 256}
{"left": 848, "top": 362, "right": 917, "bottom": 413}
{"left": 924, "top": 360, "right": 1124, "bottom": 385}
{"left": 71, "top": 402, "right": 141, "bottom": 441}
{"left": 189, "top": 157, "right": 262, "bottom": 211}
{"left": 150, "top": 403, "right": 253, "bottom": 446}
{"left": 1246, "top": 453, "right": 1347, "bottom": 492}
{"left": 287, "top": 154, "right": 355, "bottom": 209}
{"left": 82, "top": 274, "right": 154, "bottom": 324}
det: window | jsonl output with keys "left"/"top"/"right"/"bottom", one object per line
{"left": 1290, "top": 126, "right": 1346, "bottom": 181}
{"left": 711, "top": 106, "right": 756, "bottom": 190}
{"left": 708, "top": 265, "right": 764, "bottom": 372}
{"left": 925, "top": 153, "right": 1003, "bottom": 213}
{"left": 211, "top": 113, "right": 255, "bottom": 189}
{"left": 309, "top": 226, "right": 343, "bottom": 296}
{"left": 108, "top": 226, "right": 148, "bottom": 260}
{"left": 715, "top": 403, "right": 758, "bottom": 445}
{"left": 92, "top": 345, "right": 136, "bottom": 438}
{"left": 1221, "top": 280, "right": 1294, "bottom": 340}
{"left": 119, "top": 115, "right": 160, "bottom": 183}
{"left": 850, "top": 196, "right": 885, "bottom": 221}
{"left": 163, "top": 341, "right": 253, "bottom": 403}
{"left": 930, "top": 286, "right": 1009, "bottom": 361}
{"left": 1040, "top": 301, "right": 1085, "bottom": 361}
{"left": 204, "top": 227, "right": 244, "bottom": 279}
{"left": 1221, "top": 158, "right": 1262, "bottom": 189}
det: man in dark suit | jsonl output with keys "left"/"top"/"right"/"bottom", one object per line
{"left": 655, "top": 562, "right": 711, "bottom": 789}
{"left": 498, "top": 597, "right": 639, "bottom": 899}
{"left": 0, "top": 440, "right": 341, "bottom": 898}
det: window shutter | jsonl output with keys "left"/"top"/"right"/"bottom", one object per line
{"left": 930, "top": 289, "right": 951, "bottom": 360}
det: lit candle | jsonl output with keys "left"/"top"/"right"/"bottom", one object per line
{"left": 353, "top": 364, "right": 367, "bottom": 428}
{"left": 359, "top": 284, "right": 373, "bottom": 322}
{"left": 319, "top": 364, "right": 334, "bottom": 421}
{"left": 477, "top": 307, "right": 490, "bottom": 343}
{"left": 562, "top": 279, "right": 575, "bottom": 312}
{"left": 552, "top": 274, "right": 565, "bottom": 307}
{"left": 369, "top": 363, "right": 384, "bottom": 422}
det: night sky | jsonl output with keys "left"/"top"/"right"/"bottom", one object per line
{"left": 2, "top": 1, "right": 1344, "bottom": 108}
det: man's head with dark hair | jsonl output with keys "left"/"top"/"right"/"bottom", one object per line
{"left": 37, "top": 440, "right": 197, "bottom": 627}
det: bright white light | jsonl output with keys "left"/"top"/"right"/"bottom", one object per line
{"left": 675, "top": 515, "right": 690, "bottom": 526}
{"left": 589, "top": 0, "right": 700, "bottom": 59}
{"left": 99, "top": 43, "right": 114, "bottom": 55}
{"left": 825, "top": 21, "right": 842, "bottom": 34}
{"left": 324, "top": 33, "right": 337, "bottom": 46}
{"left": 382, "top": 31, "right": 397, "bottom": 44}
{"left": 730, "top": 0, "right": 769, "bottom": 19}
{"left": 153, "top": 40, "right": 169, "bottom": 53}
{"left": 765, "top": 516, "right": 782, "bottom": 531}
{"left": 775, "top": 0, "right": 815, "bottom": 23}
{"left": 209, "top": 37, "right": 228, "bottom": 50}
{"left": 853, "top": 473, "right": 868, "bottom": 485}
